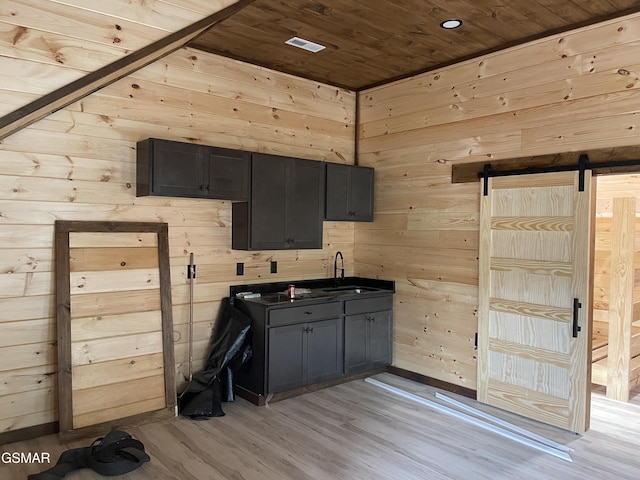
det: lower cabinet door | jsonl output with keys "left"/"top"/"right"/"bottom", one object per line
{"left": 345, "top": 310, "right": 392, "bottom": 374}
{"left": 344, "top": 314, "right": 369, "bottom": 374}
{"left": 368, "top": 310, "right": 392, "bottom": 368}
{"left": 306, "top": 318, "right": 344, "bottom": 384}
{"left": 268, "top": 323, "right": 307, "bottom": 393}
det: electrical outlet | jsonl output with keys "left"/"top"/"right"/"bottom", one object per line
{"left": 236, "top": 262, "right": 244, "bottom": 275}
{"left": 270, "top": 261, "right": 277, "bottom": 273}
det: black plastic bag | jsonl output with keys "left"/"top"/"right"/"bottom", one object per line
{"left": 178, "top": 297, "right": 252, "bottom": 418}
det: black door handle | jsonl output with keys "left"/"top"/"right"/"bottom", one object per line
{"left": 572, "top": 298, "right": 582, "bottom": 338}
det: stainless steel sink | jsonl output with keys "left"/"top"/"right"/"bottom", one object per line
{"left": 322, "top": 286, "right": 380, "bottom": 294}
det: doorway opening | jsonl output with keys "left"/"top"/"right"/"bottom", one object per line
{"left": 591, "top": 173, "right": 640, "bottom": 405}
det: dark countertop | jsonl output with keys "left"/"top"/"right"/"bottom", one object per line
{"left": 230, "top": 276, "right": 395, "bottom": 307}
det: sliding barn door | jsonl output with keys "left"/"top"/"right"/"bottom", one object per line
{"left": 477, "top": 171, "right": 593, "bottom": 434}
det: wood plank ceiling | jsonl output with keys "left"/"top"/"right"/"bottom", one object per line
{"left": 190, "top": 0, "right": 640, "bottom": 90}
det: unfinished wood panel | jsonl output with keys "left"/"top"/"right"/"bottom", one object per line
{"left": 55, "top": 221, "right": 176, "bottom": 438}
{"left": 607, "top": 197, "right": 635, "bottom": 401}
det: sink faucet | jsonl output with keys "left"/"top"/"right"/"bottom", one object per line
{"left": 334, "top": 251, "right": 345, "bottom": 284}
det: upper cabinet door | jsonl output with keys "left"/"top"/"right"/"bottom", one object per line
{"left": 348, "top": 166, "right": 374, "bottom": 221}
{"left": 325, "top": 163, "right": 374, "bottom": 222}
{"left": 204, "top": 146, "right": 250, "bottom": 200}
{"left": 286, "top": 158, "right": 325, "bottom": 249}
{"left": 233, "top": 153, "right": 325, "bottom": 250}
{"left": 137, "top": 138, "right": 203, "bottom": 198}
{"left": 136, "top": 138, "right": 249, "bottom": 201}
{"left": 250, "top": 153, "right": 288, "bottom": 250}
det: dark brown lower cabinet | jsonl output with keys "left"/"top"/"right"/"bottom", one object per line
{"left": 344, "top": 310, "right": 392, "bottom": 374}
{"left": 235, "top": 293, "right": 392, "bottom": 400}
{"left": 344, "top": 295, "right": 393, "bottom": 374}
{"left": 268, "top": 317, "right": 343, "bottom": 393}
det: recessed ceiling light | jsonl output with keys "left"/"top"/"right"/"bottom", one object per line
{"left": 440, "top": 19, "right": 463, "bottom": 29}
{"left": 285, "top": 36, "right": 326, "bottom": 53}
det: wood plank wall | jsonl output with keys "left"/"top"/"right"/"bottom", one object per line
{"left": 356, "top": 12, "right": 640, "bottom": 390}
{"left": 0, "top": 3, "right": 356, "bottom": 436}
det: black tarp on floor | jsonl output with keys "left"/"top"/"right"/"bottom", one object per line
{"left": 178, "top": 297, "right": 252, "bottom": 418}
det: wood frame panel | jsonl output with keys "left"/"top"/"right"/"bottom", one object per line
{"left": 54, "top": 220, "right": 176, "bottom": 439}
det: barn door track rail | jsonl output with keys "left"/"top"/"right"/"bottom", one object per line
{"left": 480, "top": 153, "right": 640, "bottom": 195}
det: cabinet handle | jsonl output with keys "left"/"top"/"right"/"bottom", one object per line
{"left": 308, "top": 327, "right": 313, "bottom": 333}
{"left": 199, "top": 184, "right": 204, "bottom": 191}
{"left": 206, "top": 184, "right": 210, "bottom": 192}
{"left": 304, "top": 311, "right": 313, "bottom": 315}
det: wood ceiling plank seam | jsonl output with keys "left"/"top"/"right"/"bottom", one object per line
{"left": 532, "top": 0, "right": 592, "bottom": 21}
{"left": 329, "top": 0, "right": 507, "bottom": 56}
{"left": 428, "top": 0, "right": 516, "bottom": 43}
{"left": 191, "top": 26, "right": 387, "bottom": 87}
{"left": 192, "top": 2, "right": 448, "bottom": 87}
{"left": 293, "top": 1, "right": 447, "bottom": 51}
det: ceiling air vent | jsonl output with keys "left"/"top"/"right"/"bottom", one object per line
{"left": 285, "top": 36, "right": 326, "bottom": 53}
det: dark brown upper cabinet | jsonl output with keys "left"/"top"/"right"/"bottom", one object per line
{"left": 136, "top": 138, "right": 249, "bottom": 200}
{"left": 232, "top": 153, "right": 325, "bottom": 250}
{"left": 325, "top": 163, "right": 374, "bottom": 222}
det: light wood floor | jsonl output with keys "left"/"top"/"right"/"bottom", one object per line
{"left": 2, "top": 373, "right": 640, "bottom": 479}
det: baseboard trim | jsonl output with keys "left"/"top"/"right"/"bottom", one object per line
{"left": 386, "top": 366, "right": 477, "bottom": 400}
{"left": 0, "top": 422, "right": 58, "bottom": 446}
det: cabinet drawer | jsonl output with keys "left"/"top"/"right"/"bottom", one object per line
{"left": 344, "top": 295, "right": 393, "bottom": 315}
{"left": 269, "top": 301, "right": 342, "bottom": 327}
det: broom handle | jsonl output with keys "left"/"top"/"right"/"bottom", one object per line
{"left": 188, "top": 252, "right": 194, "bottom": 381}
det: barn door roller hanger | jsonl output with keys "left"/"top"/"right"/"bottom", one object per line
{"left": 480, "top": 153, "right": 640, "bottom": 195}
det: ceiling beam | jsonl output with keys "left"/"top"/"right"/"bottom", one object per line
{"left": 0, "top": 0, "right": 254, "bottom": 141}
